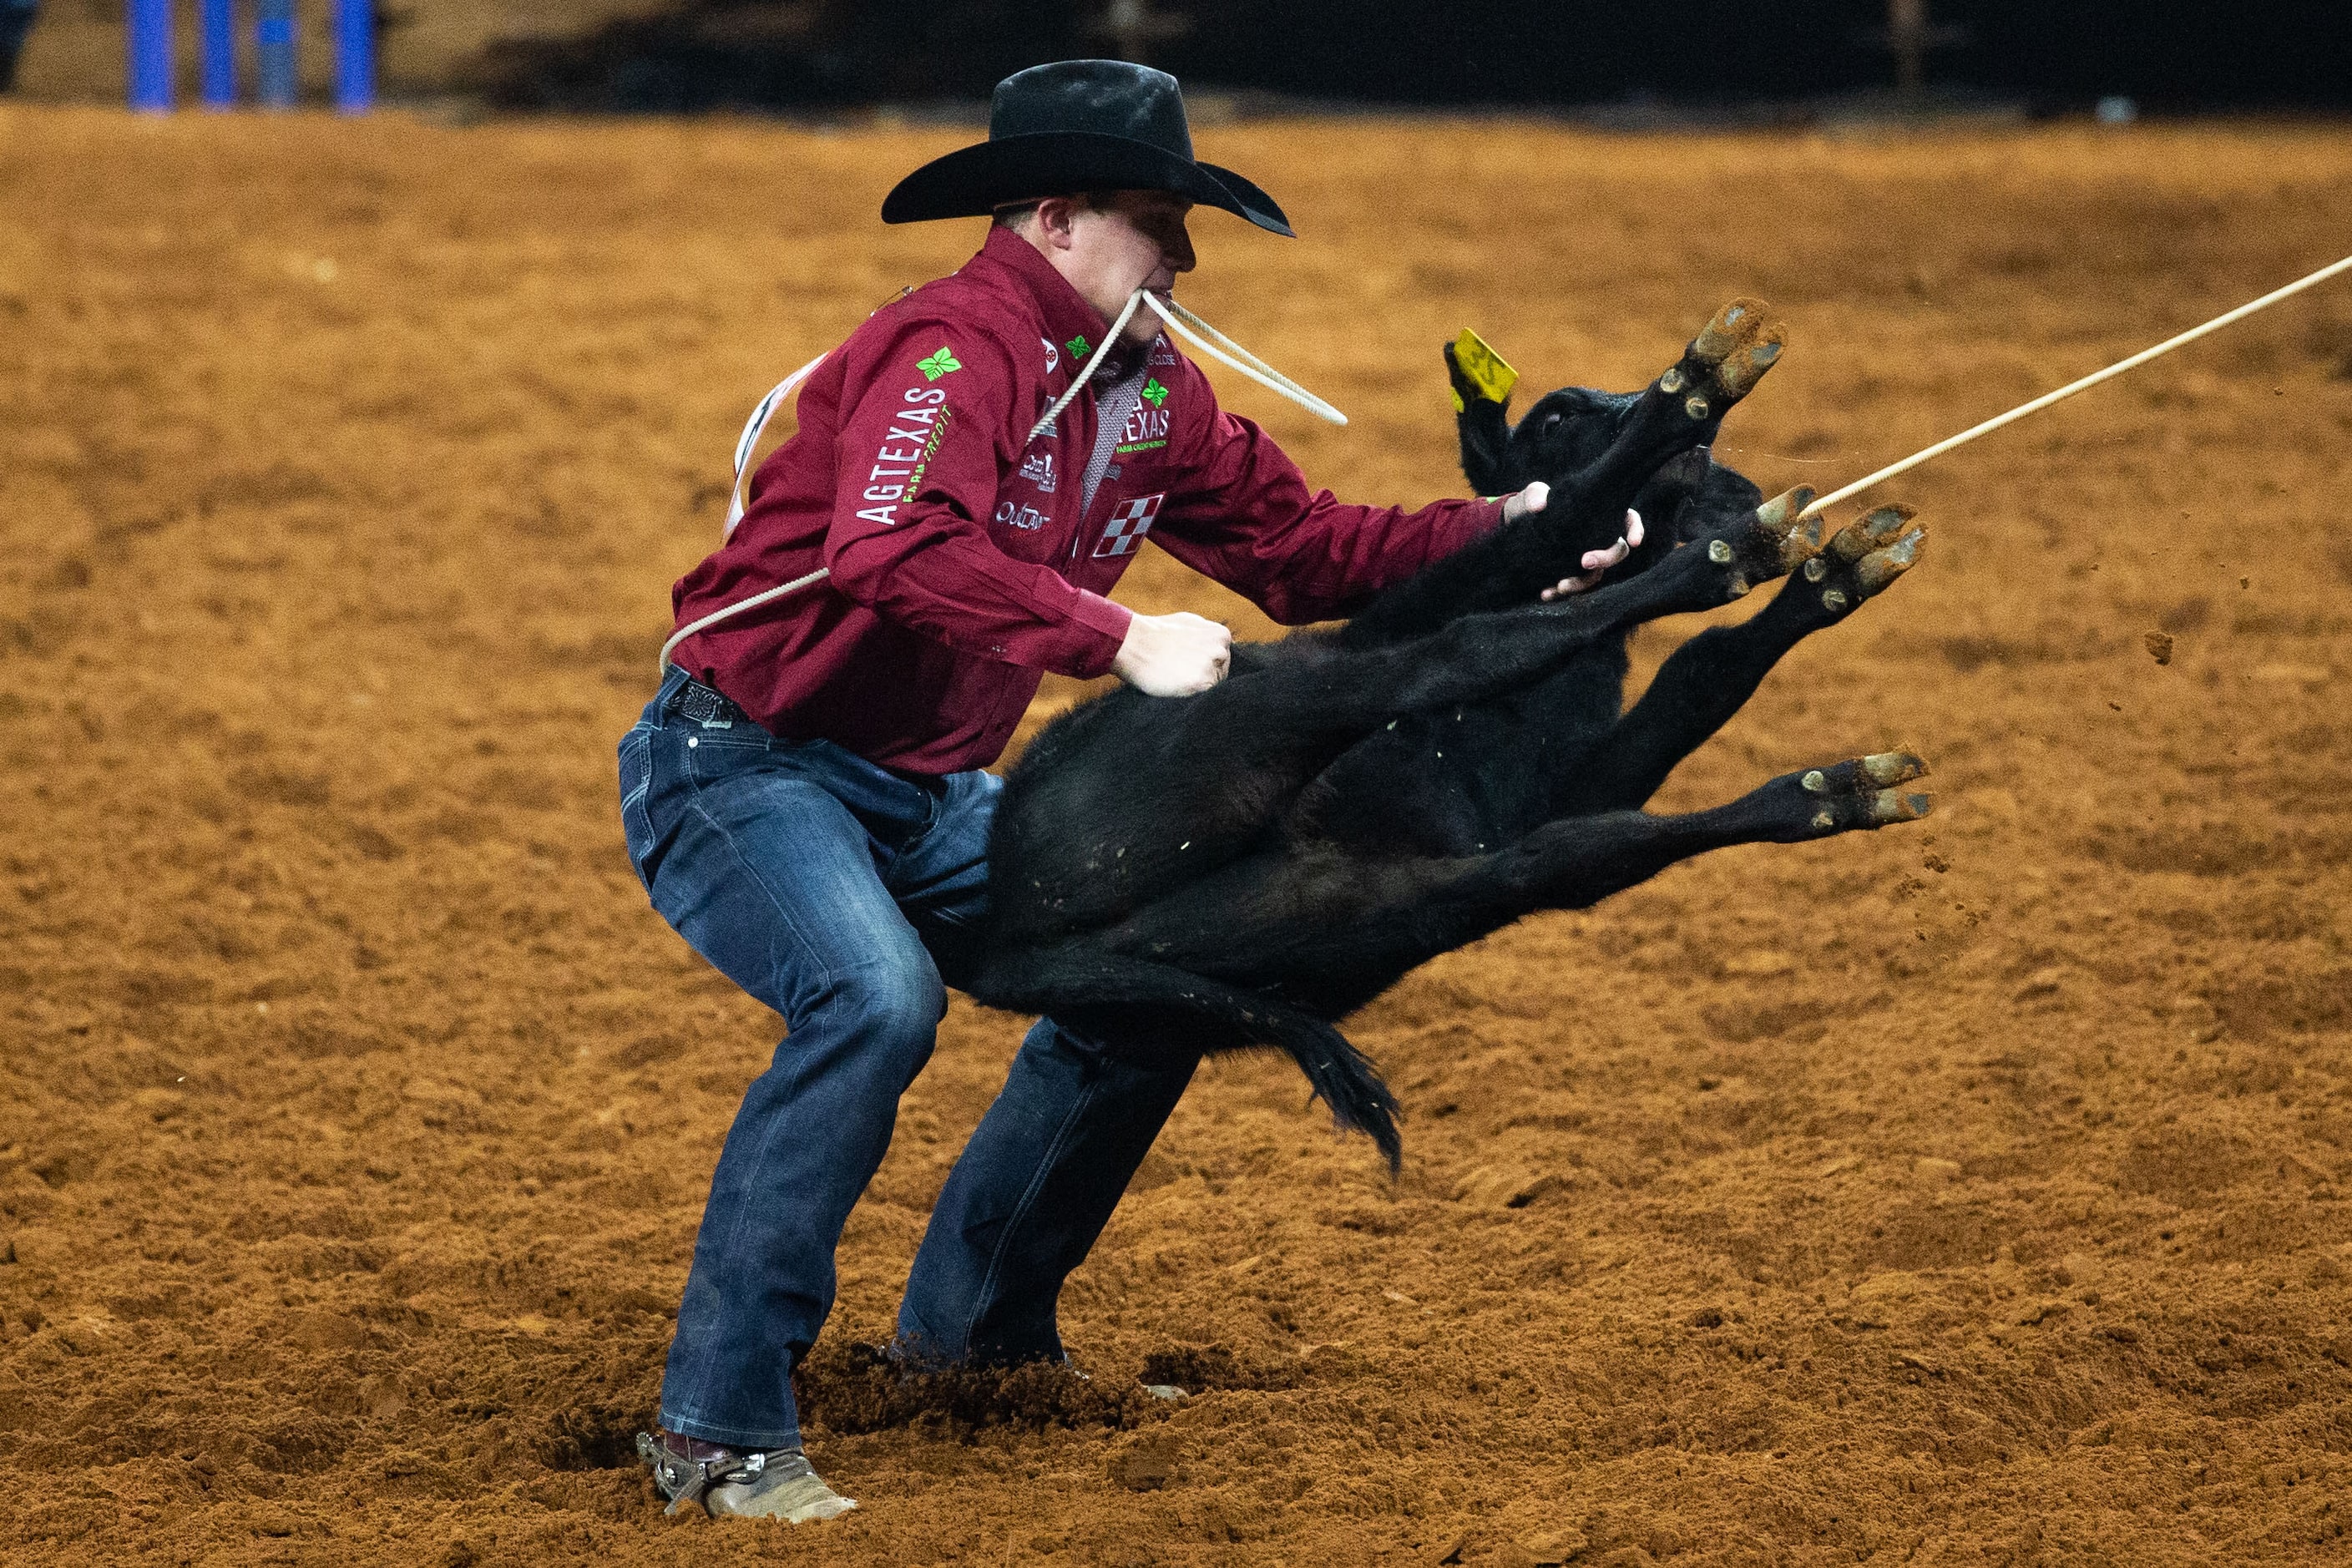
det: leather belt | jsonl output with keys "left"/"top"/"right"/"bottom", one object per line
{"left": 665, "top": 675, "right": 751, "bottom": 728}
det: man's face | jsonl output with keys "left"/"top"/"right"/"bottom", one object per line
{"left": 1040, "top": 190, "right": 1196, "bottom": 345}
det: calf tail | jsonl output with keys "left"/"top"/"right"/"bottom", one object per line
{"left": 1251, "top": 1009, "right": 1404, "bottom": 1176}
{"left": 970, "top": 946, "right": 1403, "bottom": 1172}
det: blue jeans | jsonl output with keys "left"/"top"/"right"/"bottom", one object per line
{"left": 619, "top": 668, "right": 1196, "bottom": 1449}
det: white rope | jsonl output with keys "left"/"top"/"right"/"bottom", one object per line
{"left": 661, "top": 351, "right": 833, "bottom": 672}
{"left": 726, "top": 351, "right": 832, "bottom": 536}
{"left": 1140, "top": 291, "right": 1348, "bottom": 426}
{"left": 659, "top": 567, "right": 833, "bottom": 675}
{"left": 1025, "top": 288, "right": 1145, "bottom": 444}
{"left": 1799, "top": 250, "right": 2352, "bottom": 519}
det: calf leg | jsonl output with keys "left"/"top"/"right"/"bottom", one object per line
{"left": 1120, "top": 753, "right": 1934, "bottom": 1026}
{"left": 1497, "top": 751, "right": 1933, "bottom": 917}
{"left": 1229, "top": 485, "right": 1829, "bottom": 749}
{"left": 1557, "top": 299, "right": 1785, "bottom": 519}
{"left": 967, "top": 945, "right": 1404, "bottom": 1171}
{"left": 1554, "top": 506, "right": 1926, "bottom": 817}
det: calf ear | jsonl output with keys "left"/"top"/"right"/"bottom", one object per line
{"left": 1636, "top": 449, "right": 1767, "bottom": 549}
{"left": 1444, "top": 340, "right": 1515, "bottom": 495}
{"left": 1692, "top": 453, "right": 1765, "bottom": 515}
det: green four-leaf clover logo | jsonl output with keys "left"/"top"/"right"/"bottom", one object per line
{"left": 1065, "top": 334, "right": 1091, "bottom": 359}
{"left": 1141, "top": 377, "right": 1169, "bottom": 407}
{"left": 916, "top": 345, "right": 962, "bottom": 381}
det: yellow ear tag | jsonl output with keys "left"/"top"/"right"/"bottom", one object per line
{"left": 1449, "top": 328, "right": 1519, "bottom": 413}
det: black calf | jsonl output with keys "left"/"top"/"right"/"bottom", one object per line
{"left": 965, "top": 300, "right": 1930, "bottom": 1169}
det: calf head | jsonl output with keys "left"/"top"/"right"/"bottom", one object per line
{"left": 1446, "top": 362, "right": 1633, "bottom": 504}
{"left": 1445, "top": 301, "right": 1779, "bottom": 579}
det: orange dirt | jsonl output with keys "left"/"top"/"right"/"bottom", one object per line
{"left": 5, "top": 108, "right": 2352, "bottom": 1565}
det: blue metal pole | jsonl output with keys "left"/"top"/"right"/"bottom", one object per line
{"left": 256, "top": 0, "right": 296, "bottom": 109}
{"left": 201, "top": 0, "right": 237, "bottom": 109}
{"left": 335, "top": 0, "right": 374, "bottom": 114}
{"left": 127, "top": 0, "right": 175, "bottom": 114}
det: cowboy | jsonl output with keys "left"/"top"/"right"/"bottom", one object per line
{"left": 623, "top": 59, "right": 1565, "bottom": 1521}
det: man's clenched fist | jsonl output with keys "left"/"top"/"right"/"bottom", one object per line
{"left": 1112, "top": 610, "right": 1232, "bottom": 697}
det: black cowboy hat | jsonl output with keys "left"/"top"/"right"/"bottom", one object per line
{"left": 881, "top": 59, "right": 1292, "bottom": 237}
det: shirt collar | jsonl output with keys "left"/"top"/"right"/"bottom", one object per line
{"left": 971, "top": 225, "right": 1152, "bottom": 377}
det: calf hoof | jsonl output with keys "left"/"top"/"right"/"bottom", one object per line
{"left": 1703, "top": 486, "right": 1823, "bottom": 599}
{"left": 1676, "top": 297, "right": 1788, "bottom": 411}
{"left": 1753, "top": 487, "right": 1827, "bottom": 570}
{"left": 1798, "top": 504, "right": 1927, "bottom": 618}
{"left": 1793, "top": 751, "right": 1933, "bottom": 835}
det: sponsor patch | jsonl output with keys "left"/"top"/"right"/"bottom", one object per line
{"left": 1141, "top": 377, "right": 1170, "bottom": 407}
{"left": 855, "top": 386, "right": 949, "bottom": 525}
{"left": 1114, "top": 402, "right": 1171, "bottom": 454}
{"left": 916, "top": 345, "right": 962, "bottom": 381}
{"left": 1019, "top": 452, "right": 1057, "bottom": 493}
{"left": 994, "top": 501, "right": 1051, "bottom": 531}
{"left": 1065, "top": 333, "right": 1091, "bottom": 359}
{"left": 1040, "top": 336, "right": 1060, "bottom": 373}
{"left": 1092, "top": 493, "right": 1164, "bottom": 558}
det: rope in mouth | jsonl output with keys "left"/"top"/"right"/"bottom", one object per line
{"left": 1024, "top": 288, "right": 1148, "bottom": 444}
{"left": 1026, "top": 288, "right": 1348, "bottom": 444}
{"left": 1142, "top": 291, "right": 1347, "bottom": 427}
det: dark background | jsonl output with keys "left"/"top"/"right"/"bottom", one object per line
{"left": 485, "top": 1, "right": 2352, "bottom": 114}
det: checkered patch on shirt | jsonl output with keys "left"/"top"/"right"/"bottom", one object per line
{"left": 1092, "top": 493, "right": 1165, "bottom": 559}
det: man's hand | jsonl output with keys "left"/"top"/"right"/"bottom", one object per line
{"left": 1537, "top": 508, "right": 1644, "bottom": 602}
{"left": 1113, "top": 610, "right": 1232, "bottom": 697}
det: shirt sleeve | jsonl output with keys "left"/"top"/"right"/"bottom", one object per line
{"left": 1147, "top": 362, "right": 1506, "bottom": 625}
{"left": 820, "top": 316, "right": 1133, "bottom": 677}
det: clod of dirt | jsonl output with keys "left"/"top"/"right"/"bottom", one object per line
{"left": 1137, "top": 1340, "right": 1298, "bottom": 1393}
{"left": 794, "top": 1341, "right": 1148, "bottom": 1435}
{"left": 2144, "top": 629, "right": 2176, "bottom": 665}
{"left": 1114, "top": 1439, "right": 1179, "bottom": 1492}
{"left": 1721, "top": 948, "right": 1795, "bottom": 978}
{"left": 2013, "top": 965, "right": 2066, "bottom": 1001}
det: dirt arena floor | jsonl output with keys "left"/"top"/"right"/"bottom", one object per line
{"left": 5, "top": 107, "right": 2352, "bottom": 1565}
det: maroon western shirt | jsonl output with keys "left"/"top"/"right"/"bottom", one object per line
{"left": 668, "top": 225, "right": 1503, "bottom": 775}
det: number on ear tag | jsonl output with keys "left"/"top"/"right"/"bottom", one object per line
{"left": 1449, "top": 328, "right": 1519, "bottom": 413}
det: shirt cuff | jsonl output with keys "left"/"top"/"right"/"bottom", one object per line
{"left": 1055, "top": 590, "right": 1134, "bottom": 680}
{"left": 1461, "top": 495, "right": 1509, "bottom": 544}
